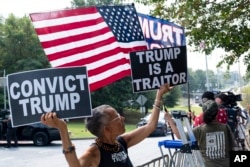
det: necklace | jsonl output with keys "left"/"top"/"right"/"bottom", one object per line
{"left": 95, "top": 138, "right": 120, "bottom": 152}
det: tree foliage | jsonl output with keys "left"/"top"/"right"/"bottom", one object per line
{"left": 0, "top": 14, "right": 50, "bottom": 76}
{"left": 136, "top": 0, "right": 250, "bottom": 73}
{"left": 240, "top": 85, "right": 250, "bottom": 109}
{"left": 70, "top": 0, "right": 120, "bottom": 7}
{"left": 0, "top": 15, "right": 50, "bottom": 108}
{"left": 91, "top": 77, "right": 134, "bottom": 112}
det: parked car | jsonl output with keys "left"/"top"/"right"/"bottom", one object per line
{"left": 0, "top": 121, "right": 61, "bottom": 146}
{"left": 194, "top": 96, "right": 200, "bottom": 103}
{"left": 136, "top": 112, "right": 169, "bottom": 136}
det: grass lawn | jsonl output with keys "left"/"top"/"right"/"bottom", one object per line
{"left": 168, "top": 105, "right": 202, "bottom": 115}
{"left": 67, "top": 122, "right": 137, "bottom": 139}
{"left": 67, "top": 103, "right": 202, "bottom": 139}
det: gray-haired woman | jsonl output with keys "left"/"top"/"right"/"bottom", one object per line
{"left": 41, "top": 83, "right": 172, "bottom": 167}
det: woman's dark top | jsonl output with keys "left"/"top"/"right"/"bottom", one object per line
{"left": 95, "top": 136, "right": 133, "bottom": 167}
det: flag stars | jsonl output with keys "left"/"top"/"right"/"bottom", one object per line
{"left": 30, "top": 5, "right": 147, "bottom": 92}
{"left": 97, "top": 5, "right": 145, "bottom": 42}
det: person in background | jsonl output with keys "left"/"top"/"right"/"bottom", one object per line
{"left": 189, "top": 91, "right": 228, "bottom": 127}
{"left": 241, "top": 108, "right": 249, "bottom": 127}
{"left": 40, "top": 83, "right": 172, "bottom": 167}
{"left": 244, "top": 107, "right": 250, "bottom": 150}
{"left": 5, "top": 114, "right": 18, "bottom": 148}
{"left": 166, "top": 100, "right": 236, "bottom": 167}
{"left": 236, "top": 108, "right": 248, "bottom": 150}
{"left": 216, "top": 93, "right": 247, "bottom": 150}
{"left": 213, "top": 93, "right": 229, "bottom": 124}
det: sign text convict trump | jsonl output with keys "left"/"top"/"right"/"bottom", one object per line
{"left": 7, "top": 66, "right": 92, "bottom": 127}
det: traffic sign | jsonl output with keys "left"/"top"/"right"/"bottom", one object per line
{"left": 136, "top": 95, "right": 147, "bottom": 106}
{"left": 0, "top": 77, "right": 6, "bottom": 87}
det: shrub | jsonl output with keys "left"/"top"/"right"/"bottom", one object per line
{"left": 122, "top": 108, "right": 144, "bottom": 124}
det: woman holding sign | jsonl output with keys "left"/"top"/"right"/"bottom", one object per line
{"left": 41, "top": 83, "right": 171, "bottom": 167}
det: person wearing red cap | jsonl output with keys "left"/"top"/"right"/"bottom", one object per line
{"left": 190, "top": 91, "right": 228, "bottom": 127}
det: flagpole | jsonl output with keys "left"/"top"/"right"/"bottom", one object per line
{"left": 200, "top": 41, "right": 210, "bottom": 91}
{"left": 238, "top": 59, "right": 241, "bottom": 91}
{"left": 205, "top": 54, "right": 210, "bottom": 91}
{"left": 3, "top": 69, "right": 6, "bottom": 110}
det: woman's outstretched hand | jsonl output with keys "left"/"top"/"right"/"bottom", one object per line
{"left": 157, "top": 83, "right": 173, "bottom": 97}
{"left": 40, "top": 112, "right": 67, "bottom": 130}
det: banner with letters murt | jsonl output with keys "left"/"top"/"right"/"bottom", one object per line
{"left": 137, "top": 13, "right": 186, "bottom": 49}
{"left": 7, "top": 66, "right": 92, "bottom": 127}
{"left": 129, "top": 46, "right": 187, "bottom": 93}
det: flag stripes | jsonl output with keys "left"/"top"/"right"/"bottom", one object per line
{"left": 30, "top": 5, "right": 147, "bottom": 91}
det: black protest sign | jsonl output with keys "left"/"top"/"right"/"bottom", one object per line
{"left": 7, "top": 66, "right": 92, "bottom": 127}
{"left": 130, "top": 46, "right": 187, "bottom": 92}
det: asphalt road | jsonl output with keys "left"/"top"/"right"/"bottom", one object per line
{"left": 0, "top": 135, "right": 173, "bottom": 167}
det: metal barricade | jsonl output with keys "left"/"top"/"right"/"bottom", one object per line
{"left": 137, "top": 154, "right": 169, "bottom": 167}
{"left": 158, "top": 110, "right": 205, "bottom": 167}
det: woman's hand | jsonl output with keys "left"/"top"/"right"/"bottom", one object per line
{"left": 164, "top": 111, "right": 172, "bottom": 121}
{"left": 188, "top": 111, "right": 195, "bottom": 120}
{"left": 156, "top": 83, "right": 173, "bottom": 100}
{"left": 164, "top": 111, "right": 181, "bottom": 139}
{"left": 40, "top": 112, "right": 67, "bottom": 130}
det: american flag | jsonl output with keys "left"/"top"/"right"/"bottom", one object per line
{"left": 30, "top": 5, "right": 147, "bottom": 92}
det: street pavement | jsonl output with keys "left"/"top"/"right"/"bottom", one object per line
{"left": 0, "top": 135, "right": 173, "bottom": 167}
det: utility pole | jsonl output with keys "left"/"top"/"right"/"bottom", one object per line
{"left": 238, "top": 59, "right": 242, "bottom": 91}
{"left": 3, "top": 69, "right": 6, "bottom": 110}
{"left": 200, "top": 41, "right": 210, "bottom": 91}
{"left": 205, "top": 54, "right": 210, "bottom": 91}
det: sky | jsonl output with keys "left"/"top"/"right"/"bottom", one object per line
{"left": 0, "top": 0, "right": 246, "bottom": 76}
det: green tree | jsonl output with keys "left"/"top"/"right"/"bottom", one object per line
{"left": 70, "top": 0, "right": 120, "bottom": 7}
{"left": 0, "top": 15, "right": 50, "bottom": 108}
{"left": 193, "top": 69, "right": 207, "bottom": 91}
{"left": 163, "top": 86, "right": 181, "bottom": 108}
{"left": 240, "top": 85, "right": 250, "bottom": 109}
{"left": 187, "top": 69, "right": 198, "bottom": 92}
{"left": 91, "top": 77, "right": 133, "bottom": 112}
{"left": 90, "top": 76, "right": 181, "bottom": 113}
{"left": 180, "top": 68, "right": 201, "bottom": 95}
{"left": 135, "top": 0, "right": 250, "bottom": 73}
{"left": 0, "top": 14, "right": 50, "bottom": 76}
{"left": 0, "top": 88, "right": 5, "bottom": 108}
